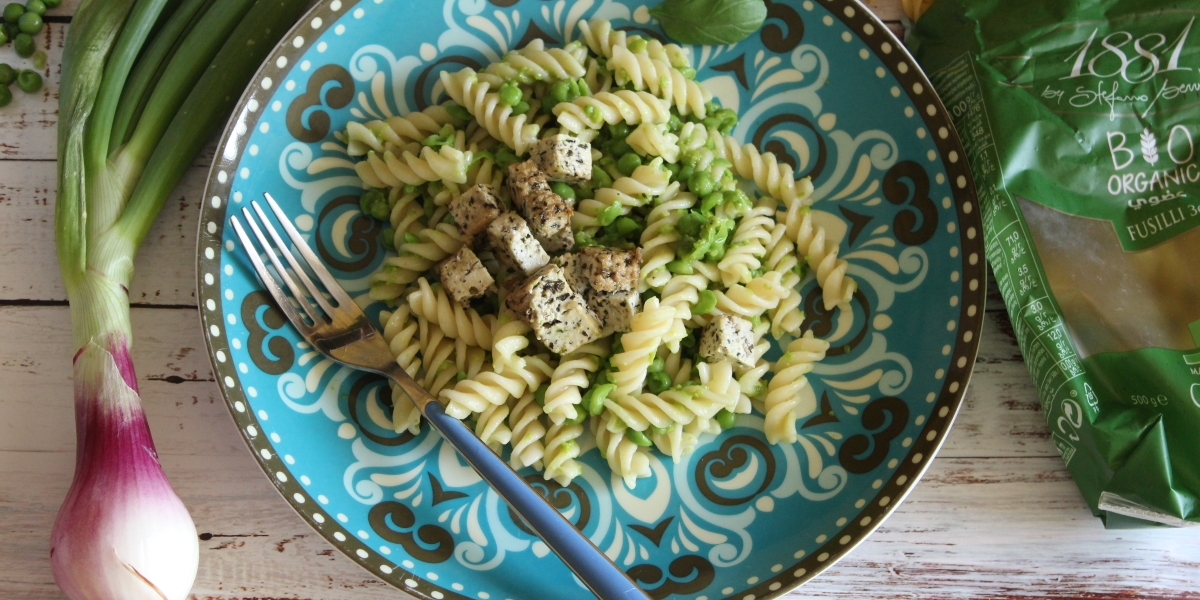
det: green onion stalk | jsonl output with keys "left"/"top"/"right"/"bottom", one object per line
{"left": 51, "top": 0, "right": 306, "bottom": 597}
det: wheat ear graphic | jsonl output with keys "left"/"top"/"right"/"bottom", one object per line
{"left": 1141, "top": 129, "right": 1160, "bottom": 165}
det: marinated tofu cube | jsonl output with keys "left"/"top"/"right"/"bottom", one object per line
{"left": 579, "top": 246, "right": 641, "bottom": 293}
{"left": 438, "top": 247, "right": 494, "bottom": 306}
{"left": 450, "top": 184, "right": 504, "bottom": 249}
{"left": 588, "top": 290, "right": 640, "bottom": 338}
{"left": 699, "top": 314, "right": 756, "bottom": 369}
{"left": 553, "top": 253, "right": 588, "bottom": 296}
{"left": 530, "top": 134, "right": 593, "bottom": 184}
{"left": 506, "top": 264, "right": 602, "bottom": 355}
{"left": 486, "top": 212, "right": 550, "bottom": 276}
{"left": 533, "top": 209, "right": 576, "bottom": 253}
{"left": 506, "top": 161, "right": 553, "bottom": 214}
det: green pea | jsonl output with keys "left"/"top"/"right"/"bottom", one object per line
{"left": 614, "top": 216, "right": 640, "bottom": 236}
{"left": 663, "top": 161, "right": 681, "bottom": 180}
{"left": 666, "top": 260, "right": 693, "bottom": 275}
{"left": 677, "top": 165, "right": 695, "bottom": 185}
{"left": 0, "top": 85, "right": 10, "bottom": 108}
{"left": 358, "top": 189, "right": 388, "bottom": 220}
{"left": 494, "top": 146, "right": 520, "bottom": 168}
{"left": 380, "top": 227, "right": 396, "bottom": 251}
{"left": 534, "top": 384, "right": 549, "bottom": 406}
{"left": 24, "top": 0, "right": 43, "bottom": 15}
{"left": 457, "top": 371, "right": 468, "bottom": 382}
{"left": 647, "top": 371, "right": 670, "bottom": 394}
{"left": 565, "top": 407, "right": 588, "bottom": 425}
{"left": 716, "top": 408, "right": 737, "bottom": 430}
{"left": 617, "top": 152, "right": 642, "bottom": 176}
{"left": 608, "top": 121, "right": 632, "bottom": 139}
{"left": 13, "top": 32, "right": 34, "bottom": 57}
{"left": 3, "top": 2, "right": 22, "bottom": 23}
{"left": 584, "top": 104, "right": 603, "bottom": 124}
{"left": 678, "top": 66, "right": 696, "bottom": 80}
{"left": 551, "top": 80, "right": 572, "bottom": 103}
{"left": 648, "top": 354, "right": 665, "bottom": 373}
{"left": 625, "top": 428, "right": 653, "bottom": 447}
{"left": 16, "top": 10, "right": 39, "bottom": 34}
{"left": 626, "top": 36, "right": 648, "bottom": 54}
{"left": 0, "top": 64, "right": 14, "bottom": 86}
{"left": 402, "top": 231, "right": 421, "bottom": 244}
{"left": 597, "top": 202, "right": 623, "bottom": 226}
{"left": 700, "top": 191, "right": 724, "bottom": 214}
{"left": 667, "top": 113, "right": 682, "bottom": 133}
{"left": 591, "top": 165, "right": 614, "bottom": 189}
{"left": 607, "top": 138, "right": 633, "bottom": 158}
{"left": 511, "top": 100, "right": 530, "bottom": 115}
{"left": 574, "top": 231, "right": 598, "bottom": 247}
{"left": 550, "top": 182, "right": 576, "bottom": 200}
{"left": 3, "top": 22, "right": 16, "bottom": 40}
{"left": 693, "top": 289, "right": 717, "bottom": 315}
{"left": 445, "top": 101, "right": 472, "bottom": 121}
{"left": 39, "top": 0, "right": 55, "bottom": 7}
{"left": 30, "top": 49, "right": 44, "bottom": 70}
{"left": 584, "top": 383, "right": 615, "bottom": 415}
{"left": 0, "top": 27, "right": 6, "bottom": 45}
{"left": 688, "top": 171, "right": 715, "bottom": 197}
{"left": 498, "top": 83, "right": 522, "bottom": 107}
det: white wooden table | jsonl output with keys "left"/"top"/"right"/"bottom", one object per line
{"left": 3, "top": 2, "right": 1199, "bottom": 598}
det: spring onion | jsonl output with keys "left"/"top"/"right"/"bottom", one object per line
{"left": 51, "top": 0, "right": 307, "bottom": 598}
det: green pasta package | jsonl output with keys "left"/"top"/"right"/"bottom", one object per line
{"left": 909, "top": 0, "right": 1200, "bottom": 527}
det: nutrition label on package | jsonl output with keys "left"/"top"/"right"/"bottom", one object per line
{"left": 932, "top": 55, "right": 1086, "bottom": 415}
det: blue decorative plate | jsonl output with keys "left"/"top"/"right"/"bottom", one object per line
{"left": 197, "top": 1, "right": 984, "bottom": 598}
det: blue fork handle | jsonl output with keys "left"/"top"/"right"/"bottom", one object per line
{"left": 421, "top": 401, "right": 648, "bottom": 600}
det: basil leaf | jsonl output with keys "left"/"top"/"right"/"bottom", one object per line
{"left": 650, "top": 0, "right": 767, "bottom": 45}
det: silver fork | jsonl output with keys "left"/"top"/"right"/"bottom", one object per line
{"left": 230, "top": 193, "right": 648, "bottom": 600}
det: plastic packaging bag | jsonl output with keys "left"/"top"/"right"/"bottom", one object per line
{"left": 910, "top": 0, "right": 1200, "bottom": 527}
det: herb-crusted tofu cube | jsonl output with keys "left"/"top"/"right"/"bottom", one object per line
{"left": 522, "top": 189, "right": 574, "bottom": 252}
{"left": 588, "top": 290, "right": 640, "bottom": 337}
{"left": 438, "top": 247, "right": 494, "bottom": 306}
{"left": 506, "top": 161, "right": 553, "bottom": 214}
{"left": 450, "top": 184, "right": 504, "bottom": 249}
{"left": 486, "top": 212, "right": 550, "bottom": 276}
{"left": 699, "top": 314, "right": 756, "bottom": 369}
{"left": 553, "top": 253, "right": 588, "bottom": 295}
{"left": 506, "top": 264, "right": 602, "bottom": 354}
{"left": 579, "top": 246, "right": 641, "bottom": 293}
{"left": 530, "top": 135, "right": 592, "bottom": 184}
{"left": 536, "top": 214, "right": 576, "bottom": 253}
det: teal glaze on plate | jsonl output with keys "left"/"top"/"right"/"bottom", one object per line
{"left": 196, "top": 1, "right": 985, "bottom": 598}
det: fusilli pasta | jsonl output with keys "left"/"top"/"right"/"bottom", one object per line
{"left": 764, "top": 331, "right": 830, "bottom": 444}
{"left": 553, "top": 90, "right": 672, "bottom": 135}
{"left": 508, "top": 392, "right": 548, "bottom": 469}
{"left": 717, "top": 197, "right": 775, "bottom": 287}
{"left": 441, "top": 68, "right": 541, "bottom": 154}
{"left": 544, "top": 341, "right": 610, "bottom": 426}
{"left": 785, "top": 206, "right": 856, "bottom": 310}
{"left": 610, "top": 297, "right": 675, "bottom": 400}
{"left": 573, "top": 161, "right": 672, "bottom": 229}
{"left": 592, "top": 410, "right": 652, "bottom": 488}
{"left": 407, "top": 277, "right": 495, "bottom": 349}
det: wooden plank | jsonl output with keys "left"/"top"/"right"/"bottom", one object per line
{"left": 0, "top": 162, "right": 206, "bottom": 305}
{"left": 0, "top": 24, "right": 64, "bottom": 162}
{"left": 4, "top": 451, "right": 1192, "bottom": 600}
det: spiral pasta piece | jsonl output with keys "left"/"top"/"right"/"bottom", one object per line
{"left": 764, "top": 222, "right": 805, "bottom": 338}
{"left": 508, "top": 392, "right": 548, "bottom": 469}
{"left": 380, "top": 306, "right": 424, "bottom": 434}
{"left": 592, "top": 411, "right": 652, "bottom": 488}
{"left": 344, "top": 104, "right": 462, "bottom": 156}
{"left": 369, "top": 224, "right": 463, "bottom": 298}
{"left": 475, "top": 402, "right": 512, "bottom": 453}
{"left": 484, "top": 39, "right": 588, "bottom": 83}
{"left": 544, "top": 341, "right": 609, "bottom": 426}
{"left": 764, "top": 331, "right": 830, "bottom": 445}
{"left": 407, "top": 277, "right": 495, "bottom": 349}
{"left": 712, "top": 130, "right": 815, "bottom": 208}
{"left": 578, "top": 19, "right": 690, "bottom": 67}
{"left": 639, "top": 185, "right": 697, "bottom": 291}
{"left": 441, "top": 68, "right": 541, "bottom": 154}
{"left": 787, "top": 207, "right": 856, "bottom": 310}
{"left": 440, "top": 356, "right": 552, "bottom": 419}
{"left": 734, "top": 318, "right": 772, "bottom": 416}
{"left": 491, "top": 313, "right": 531, "bottom": 375}
{"left": 693, "top": 271, "right": 786, "bottom": 326}
{"left": 608, "top": 43, "right": 711, "bottom": 118}
{"left": 574, "top": 161, "right": 671, "bottom": 229}
{"left": 582, "top": 56, "right": 613, "bottom": 94}
{"left": 651, "top": 423, "right": 696, "bottom": 464}
{"left": 605, "top": 391, "right": 694, "bottom": 432}
{"left": 626, "top": 122, "right": 680, "bottom": 163}
{"left": 610, "top": 298, "right": 676, "bottom": 400}
{"left": 658, "top": 263, "right": 718, "bottom": 352}
{"left": 717, "top": 197, "right": 775, "bottom": 287}
{"left": 416, "top": 317, "right": 487, "bottom": 396}
{"left": 355, "top": 144, "right": 471, "bottom": 189}
{"left": 553, "top": 90, "right": 671, "bottom": 135}
{"left": 543, "top": 421, "right": 584, "bottom": 486}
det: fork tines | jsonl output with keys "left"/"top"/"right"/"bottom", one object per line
{"left": 229, "top": 193, "right": 361, "bottom": 331}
